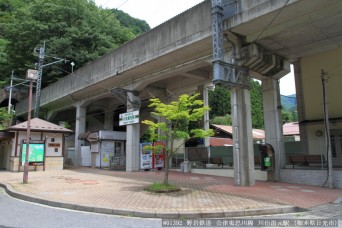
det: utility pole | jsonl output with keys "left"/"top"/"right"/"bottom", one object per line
{"left": 23, "top": 69, "right": 38, "bottom": 183}
{"left": 6, "top": 72, "right": 29, "bottom": 115}
{"left": 34, "top": 42, "right": 45, "bottom": 118}
{"left": 33, "top": 42, "right": 69, "bottom": 118}
{"left": 321, "top": 69, "right": 334, "bottom": 188}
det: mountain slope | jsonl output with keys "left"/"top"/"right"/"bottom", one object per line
{"left": 281, "top": 94, "right": 297, "bottom": 110}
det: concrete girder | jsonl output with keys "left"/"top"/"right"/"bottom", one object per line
{"left": 129, "top": 56, "right": 212, "bottom": 92}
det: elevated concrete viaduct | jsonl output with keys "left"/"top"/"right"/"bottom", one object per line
{"left": 14, "top": 0, "right": 342, "bottom": 186}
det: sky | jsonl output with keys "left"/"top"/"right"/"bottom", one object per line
{"left": 94, "top": 0, "right": 296, "bottom": 95}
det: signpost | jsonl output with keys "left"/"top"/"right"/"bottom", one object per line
{"left": 119, "top": 111, "right": 139, "bottom": 126}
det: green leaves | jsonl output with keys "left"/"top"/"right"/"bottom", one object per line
{"left": 208, "top": 85, "right": 231, "bottom": 119}
{"left": 209, "top": 80, "right": 265, "bottom": 129}
{"left": 0, "top": 0, "right": 150, "bottom": 84}
{"left": 250, "top": 80, "right": 264, "bottom": 129}
{"left": 143, "top": 93, "right": 213, "bottom": 152}
{"left": 0, "top": 107, "right": 14, "bottom": 130}
{"left": 143, "top": 93, "right": 214, "bottom": 184}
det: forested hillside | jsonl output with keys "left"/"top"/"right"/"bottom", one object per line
{"left": 281, "top": 94, "right": 296, "bottom": 110}
{"left": 0, "top": 0, "right": 150, "bottom": 87}
{"left": 209, "top": 80, "right": 264, "bottom": 129}
{"left": 281, "top": 94, "right": 298, "bottom": 122}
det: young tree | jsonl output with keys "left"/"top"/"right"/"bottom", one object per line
{"left": 0, "top": 107, "right": 14, "bottom": 129}
{"left": 142, "top": 93, "right": 214, "bottom": 185}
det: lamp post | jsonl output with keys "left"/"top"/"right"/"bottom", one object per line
{"left": 23, "top": 69, "right": 38, "bottom": 183}
{"left": 8, "top": 71, "right": 14, "bottom": 113}
{"left": 71, "top": 62, "right": 75, "bottom": 73}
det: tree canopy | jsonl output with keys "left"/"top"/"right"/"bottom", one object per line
{"left": 0, "top": 0, "right": 150, "bottom": 86}
{"left": 209, "top": 80, "right": 264, "bottom": 129}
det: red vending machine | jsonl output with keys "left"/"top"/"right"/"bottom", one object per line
{"left": 152, "top": 142, "right": 165, "bottom": 170}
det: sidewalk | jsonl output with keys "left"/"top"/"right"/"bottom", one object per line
{"left": 0, "top": 167, "right": 341, "bottom": 219}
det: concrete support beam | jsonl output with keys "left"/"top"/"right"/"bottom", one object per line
{"left": 231, "top": 87, "right": 255, "bottom": 186}
{"left": 74, "top": 102, "right": 86, "bottom": 166}
{"left": 126, "top": 93, "right": 140, "bottom": 172}
{"left": 262, "top": 78, "right": 285, "bottom": 181}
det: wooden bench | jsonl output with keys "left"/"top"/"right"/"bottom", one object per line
{"left": 289, "top": 155, "right": 306, "bottom": 168}
{"left": 254, "top": 156, "right": 261, "bottom": 166}
{"left": 305, "top": 155, "right": 325, "bottom": 166}
{"left": 289, "top": 155, "right": 325, "bottom": 168}
{"left": 210, "top": 157, "right": 224, "bottom": 168}
{"left": 172, "top": 157, "right": 184, "bottom": 167}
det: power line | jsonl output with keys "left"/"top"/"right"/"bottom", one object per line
{"left": 264, "top": 32, "right": 342, "bottom": 54}
{"left": 77, "top": 0, "right": 130, "bottom": 41}
{"left": 115, "top": 0, "right": 129, "bottom": 9}
{"left": 252, "top": 0, "right": 290, "bottom": 42}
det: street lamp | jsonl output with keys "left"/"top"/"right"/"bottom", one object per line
{"left": 23, "top": 69, "right": 38, "bottom": 183}
{"left": 71, "top": 62, "right": 75, "bottom": 73}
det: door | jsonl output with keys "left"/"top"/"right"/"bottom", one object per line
{"left": 108, "top": 141, "right": 125, "bottom": 169}
{"left": 114, "top": 141, "right": 125, "bottom": 166}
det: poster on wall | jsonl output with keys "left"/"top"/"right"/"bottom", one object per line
{"left": 21, "top": 140, "right": 45, "bottom": 166}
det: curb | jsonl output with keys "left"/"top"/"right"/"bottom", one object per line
{"left": 0, "top": 182, "right": 301, "bottom": 219}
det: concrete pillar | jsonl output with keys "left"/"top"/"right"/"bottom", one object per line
{"left": 74, "top": 102, "right": 86, "bottom": 166}
{"left": 293, "top": 61, "right": 309, "bottom": 154}
{"left": 104, "top": 109, "right": 113, "bottom": 130}
{"left": 203, "top": 84, "right": 214, "bottom": 160}
{"left": 262, "top": 78, "right": 285, "bottom": 181}
{"left": 125, "top": 93, "right": 140, "bottom": 172}
{"left": 231, "top": 87, "right": 255, "bottom": 186}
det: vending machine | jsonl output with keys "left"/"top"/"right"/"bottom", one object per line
{"left": 152, "top": 142, "right": 165, "bottom": 170}
{"left": 140, "top": 142, "right": 152, "bottom": 170}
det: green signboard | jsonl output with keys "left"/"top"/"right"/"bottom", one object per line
{"left": 21, "top": 142, "right": 45, "bottom": 166}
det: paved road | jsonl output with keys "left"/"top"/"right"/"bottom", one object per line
{"left": 1, "top": 188, "right": 341, "bottom": 228}
{"left": 1, "top": 167, "right": 341, "bottom": 227}
{"left": 0, "top": 188, "right": 161, "bottom": 228}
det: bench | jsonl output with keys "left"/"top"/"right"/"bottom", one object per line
{"left": 289, "top": 155, "right": 325, "bottom": 168}
{"left": 254, "top": 156, "right": 261, "bottom": 166}
{"left": 305, "top": 155, "right": 325, "bottom": 166}
{"left": 210, "top": 157, "right": 224, "bottom": 168}
{"left": 172, "top": 157, "right": 184, "bottom": 167}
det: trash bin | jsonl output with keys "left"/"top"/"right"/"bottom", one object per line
{"left": 181, "top": 161, "right": 191, "bottom": 173}
{"left": 180, "top": 162, "right": 185, "bottom": 172}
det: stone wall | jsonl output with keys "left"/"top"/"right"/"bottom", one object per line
{"left": 9, "top": 156, "right": 63, "bottom": 172}
{"left": 280, "top": 169, "right": 342, "bottom": 189}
